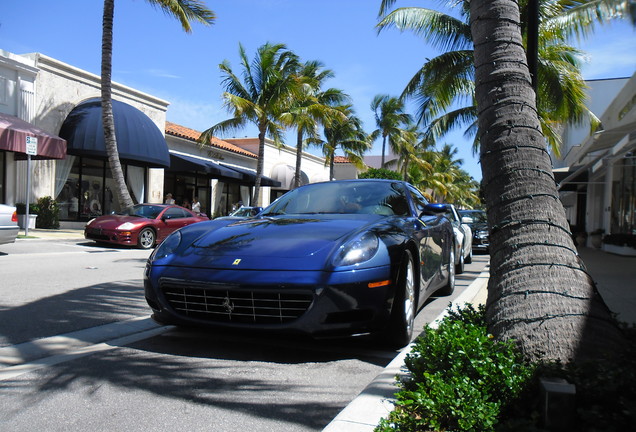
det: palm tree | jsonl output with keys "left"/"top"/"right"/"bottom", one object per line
{"left": 200, "top": 43, "right": 300, "bottom": 205}
{"left": 469, "top": 0, "right": 623, "bottom": 362}
{"left": 369, "top": 95, "right": 412, "bottom": 167}
{"left": 384, "top": 123, "right": 432, "bottom": 183}
{"left": 101, "top": 0, "right": 214, "bottom": 209}
{"left": 377, "top": 0, "right": 634, "bottom": 155}
{"left": 413, "top": 143, "right": 473, "bottom": 203}
{"left": 313, "top": 105, "right": 370, "bottom": 181}
{"left": 282, "top": 61, "right": 348, "bottom": 189}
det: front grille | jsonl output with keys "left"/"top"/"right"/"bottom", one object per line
{"left": 160, "top": 278, "right": 313, "bottom": 324}
{"left": 86, "top": 228, "right": 109, "bottom": 241}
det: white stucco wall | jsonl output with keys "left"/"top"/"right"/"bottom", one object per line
{"left": 224, "top": 137, "right": 330, "bottom": 207}
{"left": 333, "top": 162, "right": 359, "bottom": 180}
{"left": 558, "top": 77, "right": 629, "bottom": 167}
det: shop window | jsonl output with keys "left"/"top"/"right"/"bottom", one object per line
{"left": 56, "top": 156, "right": 146, "bottom": 221}
{"left": 612, "top": 156, "right": 636, "bottom": 234}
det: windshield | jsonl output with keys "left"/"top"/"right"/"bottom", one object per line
{"left": 118, "top": 204, "right": 163, "bottom": 219}
{"left": 262, "top": 181, "right": 411, "bottom": 216}
{"left": 230, "top": 207, "right": 259, "bottom": 217}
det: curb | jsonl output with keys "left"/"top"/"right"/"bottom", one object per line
{"left": 323, "top": 266, "right": 490, "bottom": 431}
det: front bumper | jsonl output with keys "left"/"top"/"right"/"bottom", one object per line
{"left": 85, "top": 227, "right": 137, "bottom": 246}
{"left": 472, "top": 233, "right": 489, "bottom": 251}
{"left": 144, "top": 262, "right": 396, "bottom": 338}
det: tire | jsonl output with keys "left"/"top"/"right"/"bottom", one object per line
{"left": 438, "top": 248, "right": 455, "bottom": 296}
{"left": 465, "top": 246, "right": 473, "bottom": 264}
{"left": 385, "top": 251, "right": 417, "bottom": 348}
{"left": 137, "top": 228, "right": 156, "bottom": 249}
{"left": 456, "top": 243, "right": 465, "bottom": 274}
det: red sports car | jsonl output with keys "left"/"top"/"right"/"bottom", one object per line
{"left": 85, "top": 204, "right": 208, "bottom": 249}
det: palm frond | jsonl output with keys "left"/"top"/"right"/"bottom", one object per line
{"left": 377, "top": 7, "right": 472, "bottom": 51}
{"left": 199, "top": 116, "right": 246, "bottom": 144}
{"left": 151, "top": 0, "right": 215, "bottom": 32}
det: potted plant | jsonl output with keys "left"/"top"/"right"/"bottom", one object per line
{"left": 15, "top": 202, "right": 39, "bottom": 230}
{"left": 602, "top": 234, "right": 636, "bottom": 256}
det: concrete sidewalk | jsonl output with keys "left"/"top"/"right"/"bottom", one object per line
{"left": 18, "top": 227, "right": 85, "bottom": 240}
{"left": 577, "top": 246, "right": 636, "bottom": 326}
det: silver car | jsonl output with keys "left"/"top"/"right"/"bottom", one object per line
{"left": 0, "top": 204, "right": 19, "bottom": 245}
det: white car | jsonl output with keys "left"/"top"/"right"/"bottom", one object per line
{"left": 0, "top": 204, "right": 19, "bottom": 246}
{"left": 440, "top": 204, "right": 473, "bottom": 274}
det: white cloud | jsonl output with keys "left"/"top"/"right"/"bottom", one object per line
{"left": 578, "top": 24, "right": 636, "bottom": 80}
{"left": 146, "top": 69, "right": 181, "bottom": 79}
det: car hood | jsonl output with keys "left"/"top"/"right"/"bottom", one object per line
{"left": 88, "top": 214, "right": 148, "bottom": 229}
{"left": 161, "top": 215, "right": 384, "bottom": 271}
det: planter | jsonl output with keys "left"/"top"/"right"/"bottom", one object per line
{"left": 590, "top": 234, "right": 603, "bottom": 249}
{"left": 602, "top": 243, "right": 636, "bottom": 257}
{"left": 18, "top": 214, "right": 37, "bottom": 230}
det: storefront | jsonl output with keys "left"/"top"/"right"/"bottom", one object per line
{"left": 0, "top": 111, "right": 67, "bottom": 204}
{"left": 555, "top": 74, "right": 636, "bottom": 243}
{"left": 56, "top": 98, "right": 170, "bottom": 221}
{"left": 164, "top": 152, "right": 282, "bottom": 217}
{"left": 611, "top": 154, "right": 635, "bottom": 234}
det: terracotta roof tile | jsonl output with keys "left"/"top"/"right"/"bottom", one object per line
{"left": 165, "top": 121, "right": 257, "bottom": 158}
{"left": 334, "top": 156, "right": 351, "bottom": 163}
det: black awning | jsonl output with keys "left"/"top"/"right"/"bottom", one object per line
{"left": 59, "top": 98, "right": 170, "bottom": 168}
{"left": 220, "top": 163, "right": 281, "bottom": 187}
{"left": 169, "top": 153, "right": 243, "bottom": 180}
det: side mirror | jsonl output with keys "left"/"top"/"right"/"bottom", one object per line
{"left": 420, "top": 203, "right": 447, "bottom": 217}
{"left": 461, "top": 216, "right": 474, "bottom": 224}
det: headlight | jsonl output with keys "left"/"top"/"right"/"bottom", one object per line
{"left": 475, "top": 230, "right": 489, "bottom": 238}
{"left": 151, "top": 230, "right": 182, "bottom": 261}
{"left": 333, "top": 232, "right": 379, "bottom": 267}
{"left": 117, "top": 222, "right": 135, "bottom": 230}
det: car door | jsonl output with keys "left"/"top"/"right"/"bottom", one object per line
{"left": 406, "top": 186, "right": 445, "bottom": 294}
{"left": 158, "top": 207, "right": 190, "bottom": 241}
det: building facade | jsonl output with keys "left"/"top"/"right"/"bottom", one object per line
{"left": 554, "top": 73, "right": 636, "bottom": 247}
{"left": 1, "top": 49, "right": 331, "bottom": 225}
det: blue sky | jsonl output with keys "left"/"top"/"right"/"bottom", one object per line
{"left": 2, "top": 0, "right": 635, "bottom": 182}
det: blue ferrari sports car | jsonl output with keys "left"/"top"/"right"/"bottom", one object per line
{"left": 144, "top": 179, "right": 456, "bottom": 347}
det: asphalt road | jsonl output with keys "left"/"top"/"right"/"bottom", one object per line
{"left": 0, "top": 238, "right": 488, "bottom": 431}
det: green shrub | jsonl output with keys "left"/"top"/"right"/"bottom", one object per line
{"left": 376, "top": 305, "right": 534, "bottom": 432}
{"left": 15, "top": 202, "right": 40, "bottom": 215}
{"left": 359, "top": 168, "right": 402, "bottom": 180}
{"left": 376, "top": 306, "right": 636, "bottom": 431}
{"left": 35, "top": 196, "right": 60, "bottom": 229}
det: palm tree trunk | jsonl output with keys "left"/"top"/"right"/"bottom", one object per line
{"left": 293, "top": 129, "right": 303, "bottom": 189}
{"left": 381, "top": 134, "right": 387, "bottom": 167}
{"left": 328, "top": 147, "right": 335, "bottom": 181}
{"left": 252, "top": 127, "right": 266, "bottom": 205}
{"left": 470, "top": 0, "right": 622, "bottom": 363}
{"left": 102, "top": 0, "right": 133, "bottom": 210}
